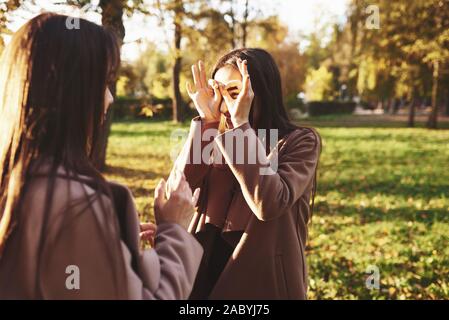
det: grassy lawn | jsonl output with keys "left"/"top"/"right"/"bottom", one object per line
{"left": 105, "top": 116, "right": 449, "bottom": 299}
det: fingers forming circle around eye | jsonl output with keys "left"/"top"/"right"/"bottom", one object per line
{"left": 236, "top": 58, "right": 243, "bottom": 75}
{"left": 191, "top": 64, "right": 201, "bottom": 90}
{"left": 198, "top": 61, "right": 207, "bottom": 88}
{"left": 221, "top": 86, "right": 233, "bottom": 105}
{"left": 242, "top": 60, "right": 249, "bottom": 77}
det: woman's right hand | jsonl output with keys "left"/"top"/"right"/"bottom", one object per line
{"left": 153, "top": 170, "right": 200, "bottom": 231}
{"left": 186, "top": 60, "right": 221, "bottom": 123}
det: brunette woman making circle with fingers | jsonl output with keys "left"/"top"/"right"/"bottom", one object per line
{"left": 170, "top": 48, "right": 321, "bottom": 299}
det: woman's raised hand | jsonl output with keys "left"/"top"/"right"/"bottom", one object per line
{"left": 186, "top": 60, "right": 221, "bottom": 123}
{"left": 221, "top": 58, "right": 254, "bottom": 127}
{"left": 153, "top": 170, "right": 200, "bottom": 231}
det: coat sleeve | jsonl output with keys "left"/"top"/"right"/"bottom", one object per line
{"left": 39, "top": 191, "right": 203, "bottom": 300}
{"left": 133, "top": 223, "right": 203, "bottom": 300}
{"left": 170, "top": 117, "right": 219, "bottom": 191}
{"left": 214, "top": 123, "right": 321, "bottom": 222}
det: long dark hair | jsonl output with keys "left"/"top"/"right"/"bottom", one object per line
{"left": 212, "top": 48, "right": 321, "bottom": 217}
{"left": 0, "top": 13, "right": 124, "bottom": 295}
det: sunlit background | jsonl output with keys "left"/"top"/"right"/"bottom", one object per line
{"left": 3, "top": 0, "right": 350, "bottom": 60}
{"left": 1, "top": 0, "right": 448, "bottom": 300}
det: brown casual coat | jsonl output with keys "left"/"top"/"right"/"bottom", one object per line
{"left": 0, "top": 164, "right": 203, "bottom": 299}
{"left": 171, "top": 118, "right": 321, "bottom": 300}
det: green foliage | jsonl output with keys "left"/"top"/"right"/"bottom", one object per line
{"left": 112, "top": 97, "right": 173, "bottom": 120}
{"left": 0, "top": 0, "right": 22, "bottom": 54}
{"left": 121, "top": 9, "right": 308, "bottom": 111}
{"left": 116, "top": 43, "right": 173, "bottom": 100}
{"left": 139, "top": 46, "right": 172, "bottom": 99}
{"left": 305, "top": 66, "right": 335, "bottom": 101}
{"left": 356, "top": 56, "right": 377, "bottom": 94}
{"left": 307, "top": 126, "right": 449, "bottom": 299}
{"left": 106, "top": 118, "right": 449, "bottom": 299}
{"left": 270, "top": 41, "right": 307, "bottom": 100}
{"left": 308, "top": 0, "right": 449, "bottom": 119}
{"left": 347, "top": 0, "right": 448, "bottom": 105}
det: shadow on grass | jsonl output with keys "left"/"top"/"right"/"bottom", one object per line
{"left": 303, "top": 122, "right": 449, "bottom": 129}
{"left": 298, "top": 115, "right": 449, "bottom": 129}
{"left": 105, "top": 164, "right": 160, "bottom": 181}
{"left": 110, "top": 128, "right": 184, "bottom": 138}
{"left": 317, "top": 180, "right": 449, "bottom": 199}
{"left": 315, "top": 202, "right": 449, "bottom": 225}
{"left": 111, "top": 119, "right": 190, "bottom": 138}
{"left": 320, "top": 134, "right": 449, "bottom": 145}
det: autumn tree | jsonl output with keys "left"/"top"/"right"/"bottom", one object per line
{"left": 345, "top": 0, "right": 449, "bottom": 128}
{"left": 0, "top": 0, "right": 22, "bottom": 52}
{"left": 68, "top": 0, "right": 154, "bottom": 169}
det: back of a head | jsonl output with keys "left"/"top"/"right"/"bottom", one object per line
{"left": 0, "top": 13, "right": 120, "bottom": 255}
{"left": 0, "top": 12, "right": 120, "bottom": 164}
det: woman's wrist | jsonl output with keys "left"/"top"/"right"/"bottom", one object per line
{"left": 231, "top": 116, "right": 249, "bottom": 127}
{"left": 201, "top": 115, "right": 219, "bottom": 122}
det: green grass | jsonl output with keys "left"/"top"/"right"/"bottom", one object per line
{"left": 105, "top": 118, "right": 449, "bottom": 300}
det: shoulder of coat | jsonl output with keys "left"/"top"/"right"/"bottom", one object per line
{"left": 280, "top": 126, "right": 321, "bottom": 150}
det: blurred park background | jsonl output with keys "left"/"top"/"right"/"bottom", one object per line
{"left": 1, "top": 0, "right": 448, "bottom": 299}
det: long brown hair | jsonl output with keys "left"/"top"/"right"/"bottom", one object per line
{"left": 212, "top": 48, "right": 321, "bottom": 218}
{"left": 0, "top": 12, "right": 121, "bottom": 280}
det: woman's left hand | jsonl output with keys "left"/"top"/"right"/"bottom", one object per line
{"left": 221, "top": 58, "right": 254, "bottom": 127}
{"left": 140, "top": 222, "right": 157, "bottom": 247}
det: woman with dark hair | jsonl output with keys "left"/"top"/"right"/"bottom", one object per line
{"left": 170, "top": 48, "right": 321, "bottom": 299}
{"left": 0, "top": 13, "right": 203, "bottom": 299}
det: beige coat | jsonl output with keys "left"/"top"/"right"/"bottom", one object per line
{"left": 0, "top": 164, "right": 203, "bottom": 299}
{"left": 172, "top": 118, "right": 320, "bottom": 299}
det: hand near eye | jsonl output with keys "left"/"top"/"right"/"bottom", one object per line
{"left": 220, "top": 58, "right": 254, "bottom": 127}
{"left": 186, "top": 60, "right": 221, "bottom": 123}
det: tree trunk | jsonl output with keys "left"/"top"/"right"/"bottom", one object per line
{"left": 408, "top": 97, "right": 416, "bottom": 128}
{"left": 241, "top": 0, "right": 249, "bottom": 47}
{"left": 91, "top": 0, "right": 125, "bottom": 171}
{"left": 172, "top": 2, "right": 184, "bottom": 123}
{"left": 427, "top": 60, "right": 439, "bottom": 129}
{"left": 229, "top": 0, "right": 236, "bottom": 48}
{"left": 445, "top": 86, "right": 449, "bottom": 117}
{"left": 388, "top": 98, "right": 394, "bottom": 114}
